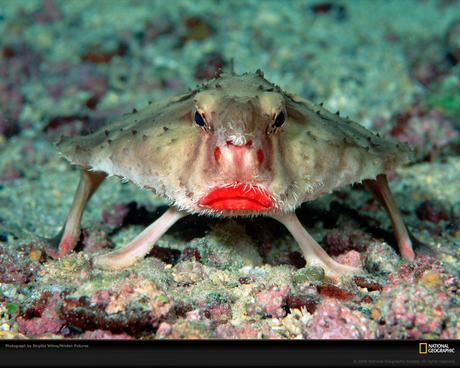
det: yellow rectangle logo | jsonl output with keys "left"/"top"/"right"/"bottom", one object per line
{"left": 419, "top": 343, "right": 428, "bottom": 355}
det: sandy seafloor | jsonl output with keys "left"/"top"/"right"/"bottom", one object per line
{"left": 0, "top": 0, "right": 459, "bottom": 340}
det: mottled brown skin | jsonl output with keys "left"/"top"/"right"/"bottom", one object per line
{"left": 45, "top": 70, "right": 415, "bottom": 282}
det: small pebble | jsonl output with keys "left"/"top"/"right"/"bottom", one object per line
{"left": 370, "top": 307, "right": 381, "bottom": 320}
{"left": 419, "top": 270, "right": 442, "bottom": 287}
{"left": 29, "top": 249, "right": 42, "bottom": 262}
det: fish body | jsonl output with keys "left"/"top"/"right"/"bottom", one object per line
{"left": 48, "top": 70, "right": 415, "bottom": 281}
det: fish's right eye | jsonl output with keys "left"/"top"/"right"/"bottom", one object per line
{"left": 194, "top": 111, "right": 206, "bottom": 127}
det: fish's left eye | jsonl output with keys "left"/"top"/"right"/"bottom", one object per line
{"left": 274, "top": 111, "right": 286, "bottom": 127}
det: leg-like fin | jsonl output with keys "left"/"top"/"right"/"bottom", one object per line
{"left": 364, "top": 174, "right": 415, "bottom": 261}
{"left": 270, "top": 212, "right": 359, "bottom": 283}
{"left": 93, "top": 206, "right": 187, "bottom": 270}
{"left": 45, "top": 169, "right": 106, "bottom": 258}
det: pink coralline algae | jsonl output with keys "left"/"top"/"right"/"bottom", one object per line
{"left": 388, "top": 105, "right": 458, "bottom": 157}
{"left": 374, "top": 257, "right": 459, "bottom": 339}
{"left": 101, "top": 203, "right": 131, "bottom": 229}
{"left": 416, "top": 200, "right": 450, "bottom": 224}
{"left": 305, "top": 299, "right": 378, "bottom": 339}
{"left": 252, "top": 286, "right": 290, "bottom": 318}
{"left": 30, "top": 0, "right": 64, "bottom": 23}
{"left": 0, "top": 85, "right": 22, "bottom": 139}
{"left": 181, "top": 247, "right": 202, "bottom": 262}
{"left": 79, "top": 227, "right": 110, "bottom": 254}
{"left": 0, "top": 166, "right": 23, "bottom": 182}
{"left": 16, "top": 292, "right": 65, "bottom": 336}
{"left": 45, "top": 62, "right": 108, "bottom": 102}
{"left": 334, "top": 249, "right": 362, "bottom": 268}
{"left": 59, "top": 276, "right": 173, "bottom": 336}
{"left": 204, "top": 303, "right": 232, "bottom": 324}
{"left": 0, "top": 243, "right": 40, "bottom": 285}
{"left": 156, "top": 319, "right": 215, "bottom": 339}
{"left": 375, "top": 283, "right": 456, "bottom": 339}
{"left": 322, "top": 226, "right": 370, "bottom": 256}
{"left": 0, "top": 42, "right": 42, "bottom": 138}
{"left": 406, "top": 38, "right": 450, "bottom": 86}
{"left": 82, "top": 329, "right": 132, "bottom": 340}
{"left": 194, "top": 52, "right": 226, "bottom": 80}
{"left": 388, "top": 254, "right": 447, "bottom": 285}
{"left": 216, "top": 321, "right": 282, "bottom": 339}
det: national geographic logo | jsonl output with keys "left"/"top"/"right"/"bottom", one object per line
{"left": 419, "top": 343, "right": 455, "bottom": 355}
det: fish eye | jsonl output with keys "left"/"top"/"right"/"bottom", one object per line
{"left": 194, "top": 111, "right": 206, "bottom": 127}
{"left": 274, "top": 111, "right": 286, "bottom": 127}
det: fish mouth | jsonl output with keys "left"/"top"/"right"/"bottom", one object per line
{"left": 198, "top": 183, "right": 273, "bottom": 211}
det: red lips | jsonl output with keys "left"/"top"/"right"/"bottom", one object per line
{"left": 199, "top": 183, "right": 273, "bottom": 211}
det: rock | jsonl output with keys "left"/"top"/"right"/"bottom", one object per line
{"left": 364, "top": 242, "right": 400, "bottom": 275}
{"left": 305, "top": 299, "right": 378, "bottom": 339}
{"left": 293, "top": 266, "right": 325, "bottom": 284}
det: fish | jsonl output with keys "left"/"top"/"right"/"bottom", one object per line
{"left": 44, "top": 69, "right": 415, "bottom": 282}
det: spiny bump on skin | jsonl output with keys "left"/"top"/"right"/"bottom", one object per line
{"left": 319, "top": 102, "right": 324, "bottom": 106}
{"left": 306, "top": 131, "right": 317, "bottom": 141}
{"left": 131, "top": 129, "right": 137, "bottom": 136}
{"left": 104, "top": 130, "right": 110, "bottom": 137}
{"left": 255, "top": 68, "right": 264, "bottom": 78}
{"left": 132, "top": 108, "right": 138, "bottom": 114}
{"left": 335, "top": 111, "right": 340, "bottom": 115}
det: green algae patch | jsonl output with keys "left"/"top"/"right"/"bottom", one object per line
{"left": 5, "top": 303, "right": 19, "bottom": 314}
{"left": 189, "top": 221, "right": 263, "bottom": 270}
{"left": 429, "top": 75, "right": 460, "bottom": 124}
{"left": 293, "top": 266, "right": 325, "bottom": 284}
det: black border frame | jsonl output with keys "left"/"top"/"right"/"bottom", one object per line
{"left": 1, "top": 339, "right": 458, "bottom": 367}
